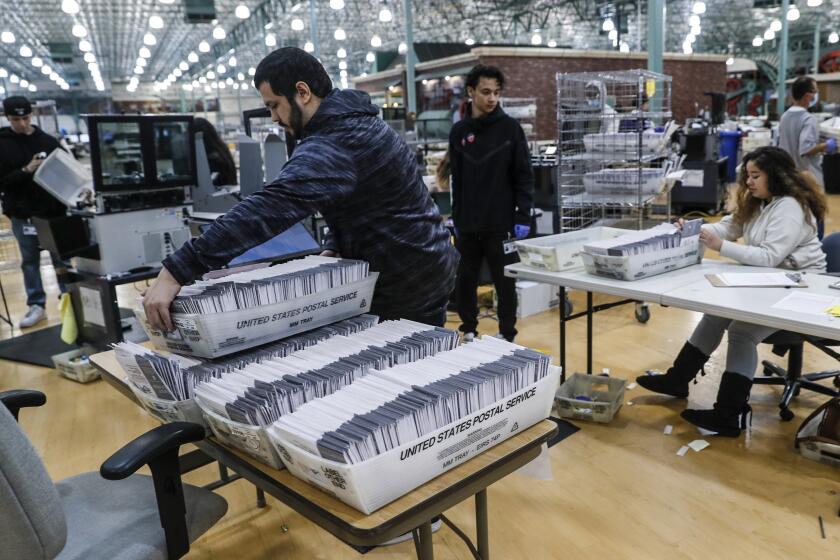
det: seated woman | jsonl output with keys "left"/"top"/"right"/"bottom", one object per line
{"left": 194, "top": 117, "right": 237, "bottom": 186}
{"left": 636, "top": 146, "right": 827, "bottom": 437}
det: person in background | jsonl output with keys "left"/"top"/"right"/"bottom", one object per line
{"left": 449, "top": 64, "right": 533, "bottom": 343}
{"left": 434, "top": 150, "right": 450, "bottom": 192}
{"left": 143, "top": 47, "right": 458, "bottom": 332}
{"left": 585, "top": 80, "right": 619, "bottom": 134}
{"left": 193, "top": 117, "right": 238, "bottom": 186}
{"left": 0, "top": 96, "right": 68, "bottom": 328}
{"left": 777, "top": 77, "right": 837, "bottom": 192}
{"left": 636, "top": 146, "right": 827, "bottom": 437}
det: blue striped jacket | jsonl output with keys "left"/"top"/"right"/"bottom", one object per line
{"left": 163, "top": 88, "right": 459, "bottom": 317}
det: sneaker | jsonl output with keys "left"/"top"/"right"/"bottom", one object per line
{"left": 462, "top": 332, "right": 476, "bottom": 343}
{"left": 19, "top": 305, "right": 45, "bottom": 328}
{"left": 494, "top": 333, "right": 514, "bottom": 342}
{"left": 378, "top": 518, "right": 442, "bottom": 546}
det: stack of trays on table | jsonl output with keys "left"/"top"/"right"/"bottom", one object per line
{"left": 582, "top": 167, "right": 666, "bottom": 196}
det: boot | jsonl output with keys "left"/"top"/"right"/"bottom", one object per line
{"left": 681, "top": 371, "right": 753, "bottom": 437}
{"left": 636, "top": 343, "right": 709, "bottom": 398}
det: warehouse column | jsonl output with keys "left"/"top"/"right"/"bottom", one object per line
{"left": 777, "top": 0, "right": 789, "bottom": 117}
{"left": 813, "top": 14, "right": 821, "bottom": 74}
{"left": 309, "top": 0, "right": 319, "bottom": 59}
{"left": 647, "top": 0, "right": 663, "bottom": 74}
{"left": 403, "top": 0, "right": 416, "bottom": 118}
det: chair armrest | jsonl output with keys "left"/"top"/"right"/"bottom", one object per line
{"left": 0, "top": 390, "right": 46, "bottom": 421}
{"left": 100, "top": 421, "right": 206, "bottom": 559}
{"left": 100, "top": 422, "right": 205, "bottom": 480}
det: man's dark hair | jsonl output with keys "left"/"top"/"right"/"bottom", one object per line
{"left": 791, "top": 77, "right": 816, "bottom": 101}
{"left": 465, "top": 64, "right": 505, "bottom": 90}
{"left": 253, "top": 47, "right": 333, "bottom": 101}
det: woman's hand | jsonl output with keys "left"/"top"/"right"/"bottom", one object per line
{"left": 699, "top": 227, "right": 723, "bottom": 252}
{"left": 673, "top": 218, "right": 685, "bottom": 230}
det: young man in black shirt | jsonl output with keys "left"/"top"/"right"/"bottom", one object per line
{"left": 0, "top": 96, "right": 67, "bottom": 328}
{"left": 449, "top": 65, "right": 534, "bottom": 342}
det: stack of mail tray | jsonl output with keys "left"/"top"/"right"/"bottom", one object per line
{"left": 515, "top": 227, "right": 631, "bottom": 271}
{"left": 580, "top": 219, "right": 704, "bottom": 280}
{"left": 138, "top": 256, "right": 378, "bottom": 358}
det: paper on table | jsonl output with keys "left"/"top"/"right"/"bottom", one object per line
{"left": 676, "top": 445, "right": 689, "bottom": 457}
{"left": 716, "top": 272, "right": 798, "bottom": 287}
{"left": 771, "top": 292, "right": 840, "bottom": 316}
{"left": 688, "top": 439, "right": 710, "bottom": 452}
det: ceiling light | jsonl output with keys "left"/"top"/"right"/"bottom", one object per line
{"left": 19, "top": 45, "right": 32, "bottom": 57}
{"left": 752, "top": 36, "right": 763, "bottom": 47}
{"left": 188, "top": 51, "right": 199, "bottom": 62}
{"left": 830, "top": 32, "right": 840, "bottom": 44}
{"left": 531, "top": 33, "right": 542, "bottom": 45}
{"left": 173, "top": 68, "right": 182, "bottom": 77}
{"left": 78, "top": 40, "right": 92, "bottom": 52}
{"left": 206, "top": 70, "right": 216, "bottom": 79}
{"left": 0, "top": 86, "right": 4, "bottom": 95}
{"left": 686, "top": 33, "right": 696, "bottom": 44}
{"left": 291, "top": 18, "right": 304, "bottom": 31}
{"left": 233, "top": 83, "right": 239, "bottom": 90}
{"left": 337, "top": 47, "right": 347, "bottom": 58}
{"left": 179, "top": 61, "right": 189, "bottom": 70}
{"left": 1, "top": 31, "right": 15, "bottom": 44}
{"left": 28, "top": 84, "right": 36, "bottom": 92}
{"left": 371, "top": 35, "right": 382, "bottom": 48}
{"left": 216, "top": 64, "right": 226, "bottom": 74}
{"left": 204, "top": 85, "right": 211, "bottom": 93}
{"left": 241, "top": 82, "right": 248, "bottom": 89}
{"left": 19, "top": 79, "right": 29, "bottom": 87}
{"left": 770, "top": 19, "right": 782, "bottom": 32}
{"left": 379, "top": 8, "right": 392, "bottom": 22}
{"left": 143, "top": 32, "right": 157, "bottom": 45}
{"left": 807, "top": 0, "right": 822, "bottom": 6}
{"left": 339, "top": 60, "right": 347, "bottom": 69}
{"left": 398, "top": 42, "right": 407, "bottom": 54}
{"left": 61, "top": 83, "right": 69, "bottom": 90}
{"left": 237, "top": 72, "right": 245, "bottom": 80}
{"left": 149, "top": 15, "right": 164, "bottom": 29}
{"left": 224, "top": 77, "right": 232, "bottom": 85}
{"left": 31, "top": 57, "right": 43, "bottom": 67}
{"left": 84, "top": 52, "right": 96, "bottom": 63}
{"left": 619, "top": 41, "right": 629, "bottom": 53}
{"left": 602, "top": 19, "right": 614, "bottom": 32}
{"left": 87, "top": 62, "right": 98, "bottom": 72}
{"left": 212, "top": 26, "right": 226, "bottom": 40}
{"left": 235, "top": 4, "right": 250, "bottom": 18}
{"left": 683, "top": 43, "right": 693, "bottom": 54}
{"left": 689, "top": 15, "right": 700, "bottom": 27}
{"left": 199, "top": 76, "right": 207, "bottom": 83}
{"left": 248, "top": 66, "right": 256, "bottom": 75}
{"left": 726, "top": 57, "right": 734, "bottom": 65}
{"left": 548, "top": 39, "right": 557, "bottom": 48}
{"left": 198, "top": 40, "right": 210, "bottom": 52}
{"left": 228, "top": 56, "right": 236, "bottom": 66}
{"left": 787, "top": 6, "right": 800, "bottom": 21}
{"left": 764, "top": 29, "right": 775, "bottom": 41}
{"left": 330, "top": 0, "right": 344, "bottom": 8}
{"left": 134, "top": 67, "right": 144, "bottom": 74}
{"left": 265, "top": 33, "right": 276, "bottom": 46}
{"left": 608, "top": 29, "right": 618, "bottom": 41}
{"left": 41, "top": 65, "right": 51, "bottom": 75}
{"left": 0, "top": 68, "right": 6, "bottom": 78}
{"left": 334, "top": 28, "right": 346, "bottom": 40}
{"left": 465, "top": 38, "right": 475, "bottom": 46}
{"left": 264, "top": 22, "right": 273, "bottom": 29}
{"left": 340, "top": 70, "right": 347, "bottom": 77}
{"left": 61, "top": 0, "right": 80, "bottom": 14}
{"left": 304, "top": 41, "right": 314, "bottom": 52}
{"left": 366, "top": 51, "right": 375, "bottom": 62}
{"left": 49, "top": 72, "right": 59, "bottom": 81}
{"left": 71, "top": 25, "right": 86, "bottom": 38}
{"left": 692, "top": 2, "right": 706, "bottom": 14}
{"left": 136, "top": 57, "right": 146, "bottom": 67}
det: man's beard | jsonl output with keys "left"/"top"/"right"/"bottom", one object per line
{"left": 288, "top": 100, "right": 304, "bottom": 138}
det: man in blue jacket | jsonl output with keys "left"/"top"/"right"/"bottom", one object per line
{"left": 143, "top": 47, "right": 458, "bottom": 330}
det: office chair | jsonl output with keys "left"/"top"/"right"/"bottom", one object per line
{"left": 0, "top": 389, "right": 228, "bottom": 560}
{"left": 755, "top": 232, "right": 840, "bottom": 420}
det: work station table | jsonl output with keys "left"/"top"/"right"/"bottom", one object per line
{"left": 91, "top": 348, "right": 558, "bottom": 560}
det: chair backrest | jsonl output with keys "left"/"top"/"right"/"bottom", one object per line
{"left": 822, "top": 232, "right": 840, "bottom": 274}
{"left": 0, "top": 405, "right": 67, "bottom": 559}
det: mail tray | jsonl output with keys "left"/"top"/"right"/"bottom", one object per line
{"left": 515, "top": 227, "right": 631, "bottom": 272}
{"left": 555, "top": 373, "right": 625, "bottom": 423}
{"left": 198, "top": 403, "right": 285, "bottom": 469}
{"left": 267, "top": 366, "right": 560, "bottom": 514}
{"left": 580, "top": 237, "right": 703, "bottom": 281}
{"left": 138, "top": 273, "right": 378, "bottom": 358}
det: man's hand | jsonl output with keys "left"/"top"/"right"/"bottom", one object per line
{"left": 143, "top": 267, "right": 182, "bottom": 332}
{"left": 514, "top": 224, "right": 530, "bottom": 240}
{"left": 699, "top": 227, "right": 723, "bottom": 252}
{"left": 826, "top": 138, "right": 838, "bottom": 155}
{"left": 23, "top": 155, "right": 44, "bottom": 174}
{"left": 320, "top": 250, "right": 341, "bottom": 258}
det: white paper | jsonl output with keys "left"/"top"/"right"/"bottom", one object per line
{"left": 627, "top": 382, "right": 637, "bottom": 390}
{"left": 676, "top": 445, "right": 689, "bottom": 457}
{"left": 79, "top": 286, "right": 106, "bottom": 327}
{"left": 716, "top": 272, "right": 797, "bottom": 287}
{"left": 688, "top": 439, "right": 710, "bottom": 452}
{"left": 771, "top": 292, "right": 840, "bottom": 316}
{"left": 663, "top": 425, "right": 673, "bottom": 435}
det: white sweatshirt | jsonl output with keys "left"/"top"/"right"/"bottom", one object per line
{"left": 704, "top": 196, "right": 827, "bottom": 272}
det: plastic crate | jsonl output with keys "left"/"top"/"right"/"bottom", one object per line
{"left": 580, "top": 236, "right": 703, "bottom": 281}
{"left": 52, "top": 347, "right": 100, "bottom": 383}
{"left": 515, "top": 226, "right": 631, "bottom": 272}
{"left": 583, "top": 131, "right": 664, "bottom": 154}
{"left": 555, "top": 373, "right": 625, "bottom": 423}
{"left": 582, "top": 168, "right": 666, "bottom": 196}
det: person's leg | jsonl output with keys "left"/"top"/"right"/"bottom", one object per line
{"left": 636, "top": 314, "right": 730, "bottom": 397}
{"left": 682, "top": 321, "right": 779, "bottom": 437}
{"left": 455, "top": 232, "right": 483, "bottom": 336}
{"left": 483, "top": 232, "right": 518, "bottom": 341}
{"left": 10, "top": 218, "right": 46, "bottom": 308}
{"left": 397, "top": 305, "right": 447, "bottom": 327}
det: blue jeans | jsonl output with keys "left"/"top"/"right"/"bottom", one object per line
{"left": 11, "top": 217, "right": 66, "bottom": 307}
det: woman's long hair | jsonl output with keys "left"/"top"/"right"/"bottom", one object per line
{"left": 194, "top": 117, "right": 237, "bottom": 185}
{"left": 732, "top": 145, "right": 826, "bottom": 229}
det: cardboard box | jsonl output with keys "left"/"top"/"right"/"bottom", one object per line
{"left": 581, "top": 237, "right": 703, "bottom": 281}
{"left": 267, "top": 366, "right": 561, "bottom": 514}
{"left": 138, "top": 273, "right": 378, "bottom": 358}
{"left": 515, "top": 227, "right": 630, "bottom": 272}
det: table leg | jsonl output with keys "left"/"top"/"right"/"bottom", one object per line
{"left": 415, "top": 520, "right": 435, "bottom": 560}
{"left": 559, "top": 286, "right": 566, "bottom": 383}
{"left": 476, "top": 489, "right": 489, "bottom": 560}
{"left": 587, "top": 291, "right": 593, "bottom": 374}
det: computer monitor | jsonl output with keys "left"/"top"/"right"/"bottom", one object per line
{"left": 200, "top": 221, "right": 321, "bottom": 267}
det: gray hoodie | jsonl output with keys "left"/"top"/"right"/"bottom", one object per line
{"left": 705, "top": 196, "right": 826, "bottom": 272}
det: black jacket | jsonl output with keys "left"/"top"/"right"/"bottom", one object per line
{"left": 0, "top": 126, "right": 65, "bottom": 219}
{"left": 449, "top": 105, "right": 534, "bottom": 234}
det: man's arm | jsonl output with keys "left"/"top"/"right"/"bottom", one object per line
{"left": 512, "top": 124, "right": 534, "bottom": 225}
{"left": 800, "top": 117, "right": 826, "bottom": 157}
{"left": 144, "top": 141, "right": 357, "bottom": 331}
